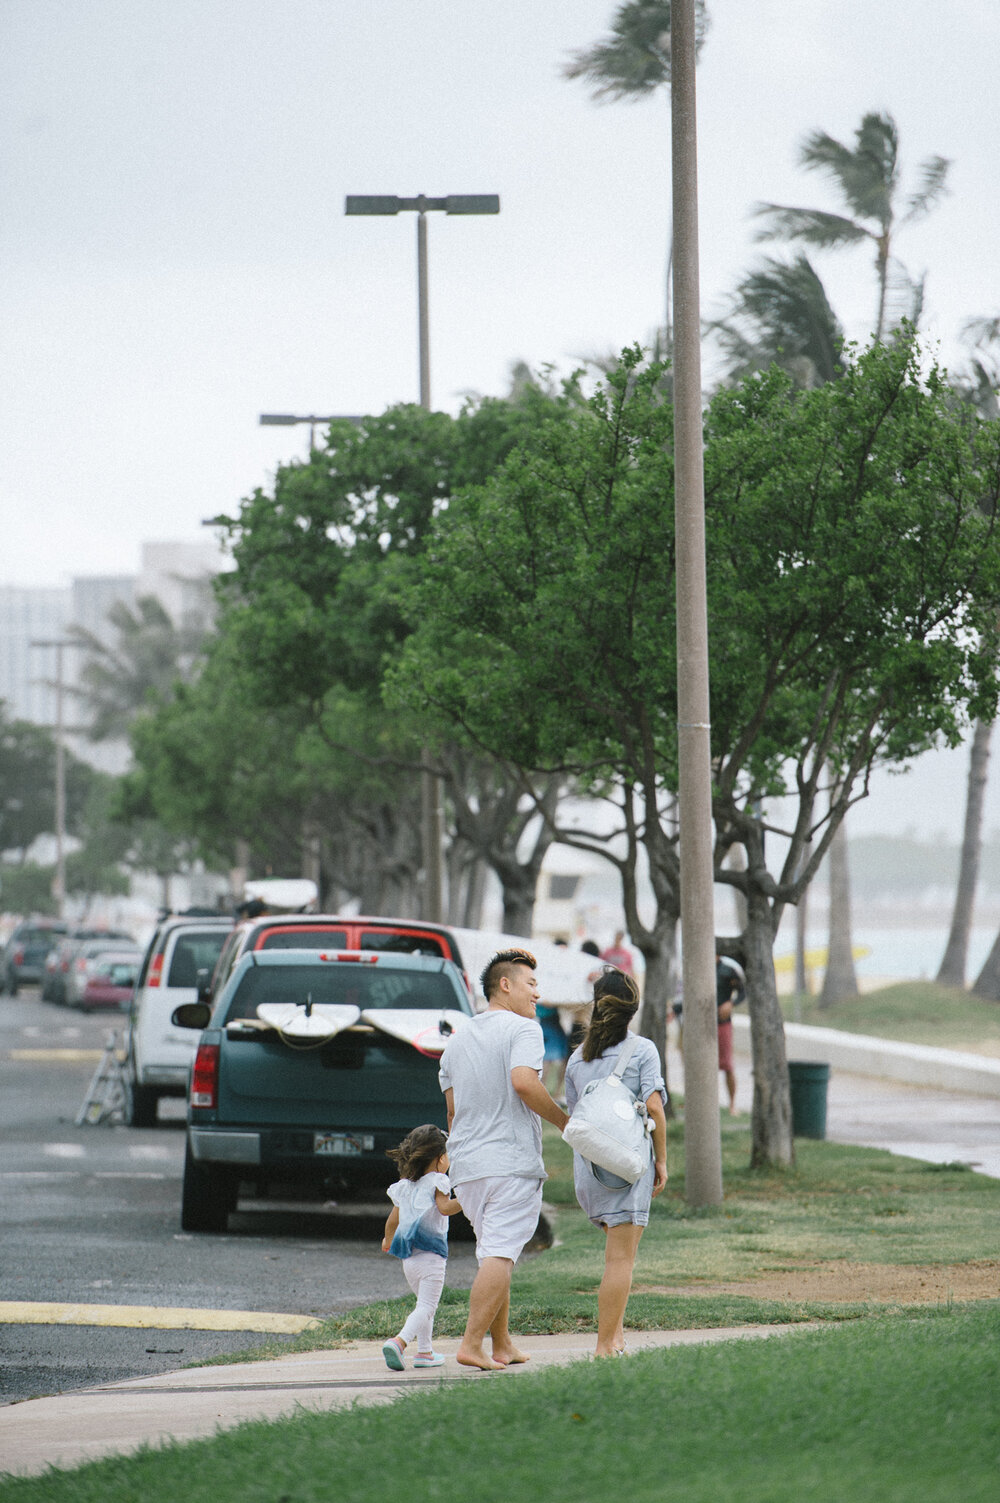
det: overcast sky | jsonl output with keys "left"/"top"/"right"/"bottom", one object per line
{"left": 3, "top": 0, "right": 998, "bottom": 839}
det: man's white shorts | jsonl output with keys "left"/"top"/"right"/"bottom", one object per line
{"left": 454, "top": 1175, "right": 543, "bottom": 1263}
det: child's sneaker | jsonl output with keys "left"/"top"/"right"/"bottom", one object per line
{"left": 382, "top": 1338, "right": 405, "bottom": 1371}
{"left": 413, "top": 1351, "right": 445, "bottom": 1368}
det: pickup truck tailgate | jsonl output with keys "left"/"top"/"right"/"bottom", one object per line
{"left": 217, "top": 1026, "right": 443, "bottom": 1128}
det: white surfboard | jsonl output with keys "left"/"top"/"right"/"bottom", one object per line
{"left": 361, "top": 1008, "right": 470, "bottom": 1056}
{"left": 256, "top": 1001, "right": 361, "bottom": 1040}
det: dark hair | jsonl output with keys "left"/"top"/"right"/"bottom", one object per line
{"left": 581, "top": 966, "right": 640, "bottom": 1062}
{"left": 580, "top": 939, "right": 600, "bottom": 956}
{"left": 386, "top": 1124, "right": 448, "bottom": 1181}
{"left": 480, "top": 947, "right": 537, "bottom": 1000}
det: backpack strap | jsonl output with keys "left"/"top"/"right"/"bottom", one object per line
{"left": 609, "top": 1032, "right": 642, "bottom": 1082}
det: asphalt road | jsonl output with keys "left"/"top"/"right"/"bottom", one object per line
{"left": 0, "top": 990, "right": 478, "bottom": 1406}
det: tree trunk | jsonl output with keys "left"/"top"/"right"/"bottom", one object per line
{"left": 636, "top": 923, "right": 679, "bottom": 1090}
{"left": 744, "top": 886, "right": 794, "bottom": 1168}
{"left": 794, "top": 841, "right": 813, "bottom": 1010}
{"left": 726, "top": 843, "right": 749, "bottom": 933}
{"left": 461, "top": 857, "right": 487, "bottom": 930}
{"left": 938, "top": 719, "right": 993, "bottom": 987}
{"left": 971, "top": 926, "right": 1000, "bottom": 1001}
{"left": 501, "top": 875, "right": 536, "bottom": 937}
{"left": 818, "top": 819, "right": 859, "bottom": 1007}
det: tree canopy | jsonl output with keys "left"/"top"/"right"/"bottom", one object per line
{"left": 389, "top": 337, "right": 1000, "bottom": 1164}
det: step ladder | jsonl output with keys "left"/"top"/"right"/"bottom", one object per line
{"left": 76, "top": 1030, "right": 128, "bottom": 1126}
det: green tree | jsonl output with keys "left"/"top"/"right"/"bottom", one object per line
{"left": 0, "top": 702, "right": 94, "bottom": 860}
{"left": 391, "top": 342, "right": 1000, "bottom": 1167}
{"left": 135, "top": 397, "right": 567, "bottom": 926}
{"left": 753, "top": 111, "right": 950, "bottom": 342}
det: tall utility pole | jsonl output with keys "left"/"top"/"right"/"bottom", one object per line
{"left": 30, "top": 638, "right": 76, "bottom": 918}
{"left": 671, "top": 0, "right": 723, "bottom": 1206}
{"left": 345, "top": 193, "right": 500, "bottom": 923}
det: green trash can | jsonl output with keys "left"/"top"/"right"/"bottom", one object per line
{"left": 788, "top": 1060, "right": 830, "bottom": 1139}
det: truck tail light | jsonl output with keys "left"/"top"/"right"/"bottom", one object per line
{"left": 147, "top": 952, "right": 164, "bottom": 987}
{"left": 190, "top": 1044, "right": 219, "bottom": 1109}
{"left": 319, "top": 952, "right": 378, "bottom": 963}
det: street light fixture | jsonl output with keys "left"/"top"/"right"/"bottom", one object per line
{"left": 345, "top": 193, "right": 500, "bottom": 410}
{"left": 258, "top": 413, "right": 364, "bottom": 454}
{"left": 346, "top": 191, "right": 500, "bottom": 924}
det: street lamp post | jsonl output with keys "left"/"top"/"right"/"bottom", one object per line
{"left": 345, "top": 195, "right": 500, "bottom": 412}
{"left": 345, "top": 193, "right": 500, "bottom": 922}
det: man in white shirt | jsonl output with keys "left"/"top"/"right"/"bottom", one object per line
{"left": 439, "top": 947, "right": 569, "bottom": 1371}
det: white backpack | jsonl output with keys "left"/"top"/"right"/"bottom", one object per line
{"left": 562, "top": 1034, "right": 653, "bottom": 1184}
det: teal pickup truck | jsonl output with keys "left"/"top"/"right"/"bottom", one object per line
{"left": 171, "top": 948, "right": 474, "bottom": 1232}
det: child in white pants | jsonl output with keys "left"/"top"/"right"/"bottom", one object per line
{"left": 381, "top": 1124, "right": 463, "bottom": 1370}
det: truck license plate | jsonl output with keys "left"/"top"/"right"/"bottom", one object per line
{"left": 313, "top": 1133, "right": 373, "bottom": 1157}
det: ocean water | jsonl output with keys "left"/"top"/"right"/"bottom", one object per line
{"left": 776, "top": 923, "right": 998, "bottom": 986}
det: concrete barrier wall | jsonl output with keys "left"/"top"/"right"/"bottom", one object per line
{"left": 731, "top": 1013, "right": 1000, "bottom": 1097}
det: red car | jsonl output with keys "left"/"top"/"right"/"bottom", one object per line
{"left": 71, "top": 949, "right": 142, "bottom": 1011}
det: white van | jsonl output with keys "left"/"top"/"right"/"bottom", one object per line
{"left": 125, "top": 914, "right": 233, "bottom": 1125}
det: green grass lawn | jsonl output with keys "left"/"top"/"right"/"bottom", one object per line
{"left": 207, "top": 1119, "right": 1000, "bottom": 1365}
{"left": 780, "top": 980, "right": 1000, "bottom": 1055}
{"left": 4, "top": 1305, "right": 997, "bottom": 1503}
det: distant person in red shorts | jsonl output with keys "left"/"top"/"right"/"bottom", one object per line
{"left": 600, "top": 930, "right": 635, "bottom": 974}
{"left": 716, "top": 956, "right": 746, "bottom": 1116}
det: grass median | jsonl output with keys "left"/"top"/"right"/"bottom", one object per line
{"left": 780, "top": 979, "right": 1000, "bottom": 1055}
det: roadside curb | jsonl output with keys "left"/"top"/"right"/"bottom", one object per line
{"left": 732, "top": 1015, "right": 1000, "bottom": 1096}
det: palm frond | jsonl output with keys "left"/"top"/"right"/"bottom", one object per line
{"left": 752, "top": 203, "right": 869, "bottom": 249}
{"left": 708, "top": 254, "right": 846, "bottom": 389}
{"left": 799, "top": 113, "right": 899, "bottom": 228}
{"left": 879, "top": 257, "right": 925, "bottom": 338}
{"left": 961, "top": 313, "right": 1000, "bottom": 351}
{"left": 901, "top": 154, "right": 952, "bottom": 224}
{"left": 562, "top": 0, "right": 708, "bottom": 100}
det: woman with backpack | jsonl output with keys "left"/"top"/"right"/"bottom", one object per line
{"left": 564, "top": 967, "right": 668, "bottom": 1357}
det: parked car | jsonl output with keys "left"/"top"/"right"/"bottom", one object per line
{"left": 64, "top": 942, "right": 143, "bottom": 1010}
{"left": 2, "top": 920, "right": 69, "bottom": 994}
{"left": 207, "top": 913, "right": 470, "bottom": 1004}
{"left": 43, "top": 929, "right": 135, "bottom": 1004}
{"left": 124, "top": 914, "right": 234, "bottom": 1126}
{"left": 172, "top": 948, "right": 473, "bottom": 1232}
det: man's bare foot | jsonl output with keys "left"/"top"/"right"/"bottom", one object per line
{"left": 456, "top": 1345, "right": 505, "bottom": 1371}
{"left": 491, "top": 1343, "right": 530, "bottom": 1366}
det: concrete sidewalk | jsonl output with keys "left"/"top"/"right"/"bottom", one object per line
{"left": 0, "top": 1325, "right": 807, "bottom": 1479}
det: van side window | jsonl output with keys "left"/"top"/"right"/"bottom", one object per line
{"left": 167, "top": 931, "right": 229, "bottom": 988}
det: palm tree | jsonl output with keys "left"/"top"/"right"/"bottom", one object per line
{"left": 943, "top": 319, "right": 1000, "bottom": 988}
{"left": 753, "top": 111, "right": 949, "bottom": 341}
{"left": 69, "top": 594, "right": 209, "bottom": 741}
{"left": 563, "top": 1, "right": 710, "bottom": 352}
{"left": 709, "top": 254, "right": 845, "bottom": 390}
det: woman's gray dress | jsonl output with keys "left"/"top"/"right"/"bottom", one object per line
{"left": 564, "top": 1034, "right": 667, "bottom": 1227}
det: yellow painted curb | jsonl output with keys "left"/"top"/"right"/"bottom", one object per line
{"left": 7, "top": 1049, "right": 105, "bottom": 1063}
{"left": 0, "top": 1302, "right": 321, "bottom": 1334}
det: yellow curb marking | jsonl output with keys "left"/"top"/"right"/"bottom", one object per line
{"left": 7, "top": 1049, "right": 106, "bottom": 1063}
{"left": 0, "top": 1302, "right": 320, "bottom": 1334}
